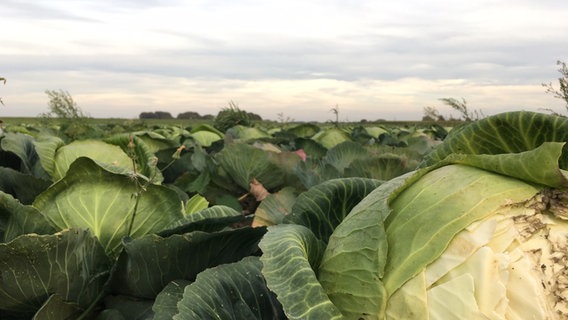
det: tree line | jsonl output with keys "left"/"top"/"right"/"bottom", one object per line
{"left": 139, "top": 109, "right": 263, "bottom": 121}
{"left": 139, "top": 111, "right": 215, "bottom": 120}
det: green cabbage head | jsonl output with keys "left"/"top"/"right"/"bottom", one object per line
{"left": 381, "top": 163, "right": 568, "bottom": 319}
{"left": 319, "top": 142, "right": 568, "bottom": 319}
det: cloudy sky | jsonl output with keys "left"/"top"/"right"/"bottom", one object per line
{"left": 2, "top": 0, "right": 568, "bottom": 121}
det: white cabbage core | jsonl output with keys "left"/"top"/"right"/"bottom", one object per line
{"left": 386, "top": 194, "right": 568, "bottom": 320}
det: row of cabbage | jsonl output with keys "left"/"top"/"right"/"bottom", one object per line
{"left": 1, "top": 112, "right": 567, "bottom": 319}
{"left": 0, "top": 119, "right": 444, "bottom": 319}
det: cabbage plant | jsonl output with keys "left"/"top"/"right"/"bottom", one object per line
{"left": 259, "top": 111, "right": 568, "bottom": 319}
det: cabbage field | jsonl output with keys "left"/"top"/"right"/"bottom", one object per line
{"left": 0, "top": 111, "right": 567, "bottom": 319}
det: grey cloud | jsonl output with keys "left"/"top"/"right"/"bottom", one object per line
{"left": 3, "top": 17, "right": 566, "bottom": 89}
{"left": 88, "top": 0, "right": 183, "bottom": 13}
{"left": 2, "top": 0, "right": 97, "bottom": 22}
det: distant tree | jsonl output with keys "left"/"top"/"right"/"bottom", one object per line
{"left": 138, "top": 111, "right": 174, "bottom": 119}
{"left": 177, "top": 111, "right": 202, "bottom": 119}
{"left": 247, "top": 112, "right": 263, "bottom": 121}
{"left": 542, "top": 60, "right": 568, "bottom": 112}
{"left": 422, "top": 106, "right": 445, "bottom": 121}
{"left": 41, "top": 90, "right": 87, "bottom": 119}
{"left": 154, "top": 111, "right": 173, "bottom": 119}
{"left": 439, "top": 97, "right": 484, "bottom": 121}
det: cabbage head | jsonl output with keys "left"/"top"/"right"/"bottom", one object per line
{"left": 321, "top": 143, "right": 568, "bottom": 319}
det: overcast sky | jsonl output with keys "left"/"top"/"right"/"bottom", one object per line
{"left": 2, "top": 0, "right": 568, "bottom": 121}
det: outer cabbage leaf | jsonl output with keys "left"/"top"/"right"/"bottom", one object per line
{"left": 33, "top": 294, "right": 83, "bottom": 320}
{"left": 52, "top": 139, "right": 132, "bottom": 181}
{"left": 285, "top": 123, "right": 320, "bottom": 138}
{"left": 0, "top": 167, "right": 51, "bottom": 205}
{"left": 215, "top": 143, "right": 286, "bottom": 191}
{"left": 103, "top": 134, "right": 164, "bottom": 184}
{"left": 259, "top": 224, "right": 343, "bottom": 319}
{"left": 383, "top": 164, "right": 540, "bottom": 295}
{"left": 104, "top": 133, "right": 164, "bottom": 183}
{"left": 184, "top": 193, "right": 209, "bottom": 215}
{"left": 294, "top": 137, "right": 328, "bottom": 158}
{"left": 323, "top": 141, "right": 369, "bottom": 173}
{"left": 439, "top": 142, "right": 568, "bottom": 188}
{"left": 99, "top": 295, "right": 153, "bottom": 320}
{"left": 0, "top": 132, "right": 49, "bottom": 179}
{"left": 311, "top": 128, "right": 351, "bottom": 149}
{"left": 132, "top": 131, "right": 179, "bottom": 153}
{"left": 33, "top": 135, "right": 65, "bottom": 179}
{"left": 0, "top": 191, "right": 56, "bottom": 242}
{"left": 189, "top": 124, "right": 224, "bottom": 147}
{"left": 318, "top": 207, "right": 388, "bottom": 319}
{"left": 253, "top": 141, "right": 282, "bottom": 153}
{"left": 111, "top": 227, "right": 266, "bottom": 299}
{"left": 153, "top": 280, "right": 191, "bottom": 320}
{"left": 294, "top": 159, "right": 341, "bottom": 189}
{"left": 285, "top": 177, "right": 382, "bottom": 242}
{"left": 173, "top": 257, "right": 284, "bottom": 320}
{"left": 306, "top": 173, "right": 411, "bottom": 319}
{"left": 33, "top": 157, "right": 183, "bottom": 256}
{"left": 96, "top": 309, "right": 127, "bottom": 320}
{"left": 226, "top": 125, "right": 271, "bottom": 141}
{"left": 154, "top": 147, "right": 191, "bottom": 185}
{"left": 345, "top": 153, "right": 416, "bottom": 181}
{"left": 421, "top": 111, "right": 568, "bottom": 168}
{"left": 364, "top": 126, "right": 388, "bottom": 138}
{"left": 0, "top": 229, "right": 112, "bottom": 313}
{"left": 252, "top": 187, "right": 297, "bottom": 227}
{"left": 159, "top": 205, "right": 245, "bottom": 236}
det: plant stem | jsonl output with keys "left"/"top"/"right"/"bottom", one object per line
{"left": 126, "top": 134, "right": 141, "bottom": 237}
{"left": 76, "top": 273, "right": 111, "bottom": 320}
{"left": 127, "top": 191, "right": 142, "bottom": 237}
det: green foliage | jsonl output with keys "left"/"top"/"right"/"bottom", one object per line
{"left": 39, "top": 90, "right": 98, "bottom": 141}
{"left": 215, "top": 143, "right": 289, "bottom": 191}
{"left": 42, "top": 90, "right": 87, "bottom": 119}
{"left": 33, "top": 157, "right": 183, "bottom": 256}
{"left": 284, "top": 123, "right": 320, "bottom": 138}
{"left": 7, "top": 111, "right": 566, "bottom": 318}
{"left": 110, "top": 227, "right": 266, "bottom": 299}
{"left": 172, "top": 256, "right": 284, "bottom": 320}
{"left": 0, "top": 229, "right": 112, "bottom": 313}
{"left": 311, "top": 127, "right": 350, "bottom": 149}
{"left": 259, "top": 224, "right": 341, "bottom": 319}
{"left": 439, "top": 97, "right": 484, "bottom": 121}
{"left": 213, "top": 101, "right": 253, "bottom": 132}
{"left": 421, "top": 111, "right": 568, "bottom": 168}
{"left": 284, "top": 177, "right": 382, "bottom": 242}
